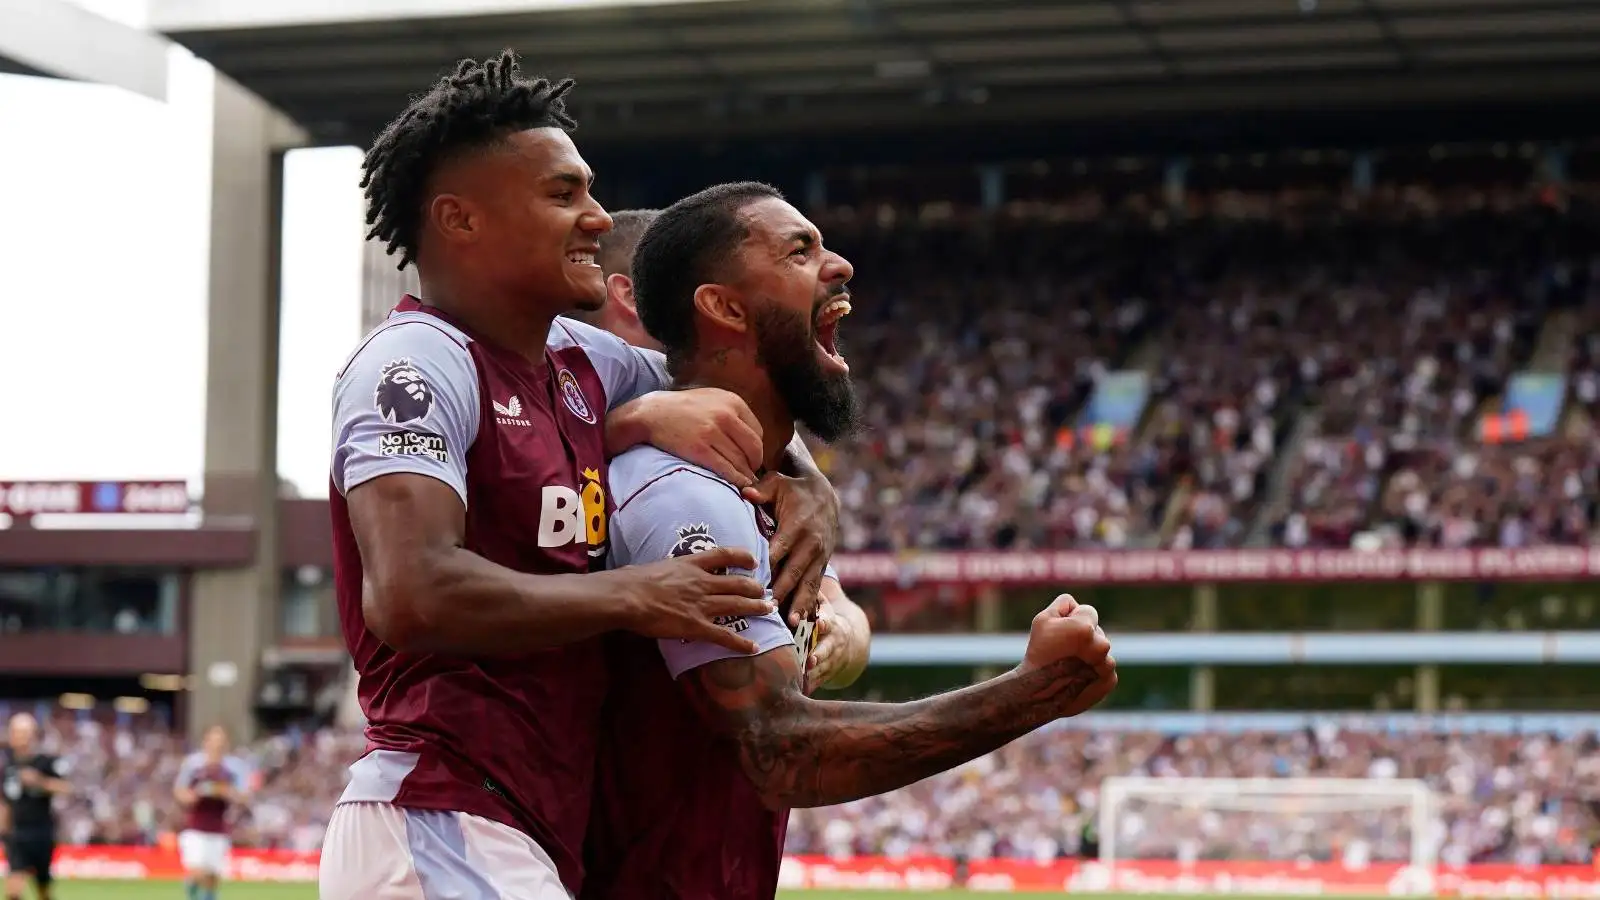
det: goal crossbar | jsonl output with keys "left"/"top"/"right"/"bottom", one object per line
{"left": 1098, "top": 776, "right": 1437, "bottom": 868}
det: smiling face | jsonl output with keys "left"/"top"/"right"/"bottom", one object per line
{"left": 730, "top": 196, "right": 862, "bottom": 442}
{"left": 428, "top": 127, "right": 613, "bottom": 313}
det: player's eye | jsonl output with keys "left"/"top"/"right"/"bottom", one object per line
{"left": 552, "top": 191, "right": 575, "bottom": 203}
{"left": 790, "top": 246, "right": 809, "bottom": 258}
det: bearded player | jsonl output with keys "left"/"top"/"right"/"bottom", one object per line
{"left": 320, "top": 54, "right": 841, "bottom": 900}
{"left": 575, "top": 208, "right": 871, "bottom": 690}
{"left": 172, "top": 726, "right": 250, "bottom": 900}
{"left": 584, "top": 182, "right": 1119, "bottom": 900}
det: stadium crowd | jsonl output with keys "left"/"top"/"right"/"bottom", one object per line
{"left": 3, "top": 179, "right": 1596, "bottom": 638}
{"left": 9, "top": 159, "right": 1600, "bottom": 882}
{"left": 788, "top": 724, "right": 1600, "bottom": 868}
{"left": 812, "top": 179, "right": 1600, "bottom": 553}
{"left": 30, "top": 711, "right": 359, "bottom": 853}
{"left": 22, "top": 711, "right": 1600, "bottom": 868}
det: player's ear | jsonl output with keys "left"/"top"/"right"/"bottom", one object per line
{"left": 429, "top": 193, "right": 478, "bottom": 247}
{"left": 607, "top": 273, "right": 635, "bottom": 310}
{"left": 613, "top": 281, "right": 644, "bottom": 329}
{"left": 693, "top": 284, "right": 749, "bottom": 334}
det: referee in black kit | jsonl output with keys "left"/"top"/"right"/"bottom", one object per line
{"left": 2, "top": 714, "right": 70, "bottom": 900}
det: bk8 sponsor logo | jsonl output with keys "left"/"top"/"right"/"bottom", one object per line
{"left": 536, "top": 467, "right": 608, "bottom": 558}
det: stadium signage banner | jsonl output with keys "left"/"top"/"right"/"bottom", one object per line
{"left": 830, "top": 547, "right": 1600, "bottom": 585}
{"left": 0, "top": 480, "right": 191, "bottom": 518}
{"left": 9, "top": 847, "right": 1600, "bottom": 895}
{"left": 778, "top": 858, "right": 1600, "bottom": 895}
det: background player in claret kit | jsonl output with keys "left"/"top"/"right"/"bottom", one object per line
{"left": 319, "top": 53, "right": 841, "bottom": 900}
{"left": 575, "top": 208, "right": 872, "bottom": 691}
{"left": 172, "top": 726, "right": 250, "bottom": 900}
{"left": 583, "top": 182, "right": 1119, "bottom": 900}
{"left": 0, "top": 714, "right": 71, "bottom": 900}
{"left": 567, "top": 209, "right": 660, "bottom": 352}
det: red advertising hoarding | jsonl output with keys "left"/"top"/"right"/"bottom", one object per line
{"left": 8, "top": 846, "right": 1600, "bottom": 895}
{"left": 781, "top": 857, "right": 1600, "bottom": 895}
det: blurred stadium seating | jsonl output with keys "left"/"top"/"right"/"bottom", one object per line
{"left": 813, "top": 174, "right": 1598, "bottom": 553}
{"left": 20, "top": 708, "right": 1600, "bottom": 868}
{"left": 9, "top": 0, "right": 1600, "bottom": 889}
{"left": 7, "top": 154, "right": 1600, "bottom": 889}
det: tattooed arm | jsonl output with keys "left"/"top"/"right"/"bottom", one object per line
{"left": 680, "top": 597, "right": 1115, "bottom": 810}
{"left": 608, "top": 466, "right": 1116, "bottom": 809}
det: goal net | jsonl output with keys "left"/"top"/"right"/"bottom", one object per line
{"left": 1093, "top": 777, "right": 1437, "bottom": 896}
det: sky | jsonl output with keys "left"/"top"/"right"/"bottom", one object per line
{"left": 0, "top": 0, "right": 364, "bottom": 498}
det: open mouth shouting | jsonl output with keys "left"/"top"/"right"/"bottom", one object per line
{"left": 814, "top": 293, "right": 853, "bottom": 373}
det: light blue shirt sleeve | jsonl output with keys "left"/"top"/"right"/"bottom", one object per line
{"left": 226, "top": 757, "right": 251, "bottom": 792}
{"left": 331, "top": 320, "right": 480, "bottom": 506}
{"left": 174, "top": 754, "right": 201, "bottom": 790}
{"left": 610, "top": 467, "right": 795, "bottom": 679}
{"left": 554, "top": 317, "right": 671, "bottom": 411}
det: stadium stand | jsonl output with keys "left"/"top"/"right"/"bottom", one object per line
{"left": 11, "top": 157, "right": 1600, "bottom": 884}
{"left": 11, "top": 0, "right": 1600, "bottom": 892}
{"left": 25, "top": 711, "right": 1600, "bottom": 867}
{"left": 810, "top": 174, "right": 1599, "bottom": 553}
{"left": 788, "top": 723, "right": 1600, "bottom": 867}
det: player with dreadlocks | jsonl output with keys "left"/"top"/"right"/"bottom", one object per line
{"left": 320, "top": 52, "right": 842, "bottom": 900}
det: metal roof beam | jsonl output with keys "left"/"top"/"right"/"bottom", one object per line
{"left": 1362, "top": 0, "right": 1418, "bottom": 69}
{"left": 164, "top": 0, "right": 1600, "bottom": 60}
{"left": 149, "top": 0, "right": 741, "bottom": 32}
{"left": 0, "top": 0, "right": 169, "bottom": 101}
{"left": 1106, "top": 0, "right": 1179, "bottom": 77}
{"left": 295, "top": 61, "right": 1600, "bottom": 147}
{"left": 236, "top": 27, "right": 1600, "bottom": 105}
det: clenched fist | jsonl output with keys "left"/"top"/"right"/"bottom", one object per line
{"left": 1019, "top": 594, "right": 1117, "bottom": 717}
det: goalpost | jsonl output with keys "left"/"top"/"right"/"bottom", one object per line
{"left": 1098, "top": 777, "right": 1437, "bottom": 894}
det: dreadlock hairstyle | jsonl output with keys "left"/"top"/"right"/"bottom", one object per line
{"left": 361, "top": 50, "right": 578, "bottom": 270}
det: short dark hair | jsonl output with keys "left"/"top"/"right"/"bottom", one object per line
{"left": 361, "top": 50, "right": 577, "bottom": 270}
{"left": 596, "top": 209, "right": 660, "bottom": 278}
{"left": 631, "top": 182, "right": 785, "bottom": 370}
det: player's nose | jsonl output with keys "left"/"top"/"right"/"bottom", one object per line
{"left": 824, "top": 249, "right": 854, "bottom": 285}
{"left": 580, "top": 202, "right": 613, "bottom": 235}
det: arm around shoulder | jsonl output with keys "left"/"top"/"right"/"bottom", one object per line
{"left": 348, "top": 473, "right": 642, "bottom": 655}
{"left": 335, "top": 323, "right": 639, "bottom": 655}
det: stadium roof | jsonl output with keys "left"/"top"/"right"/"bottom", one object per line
{"left": 2, "top": 0, "right": 168, "bottom": 101}
{"left": 150, "top": 0, "right": 1600, "bottom": 149}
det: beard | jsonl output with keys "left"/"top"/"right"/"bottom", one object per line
{"left": 752, "top": 303, "right": 862, "bottom": 444}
